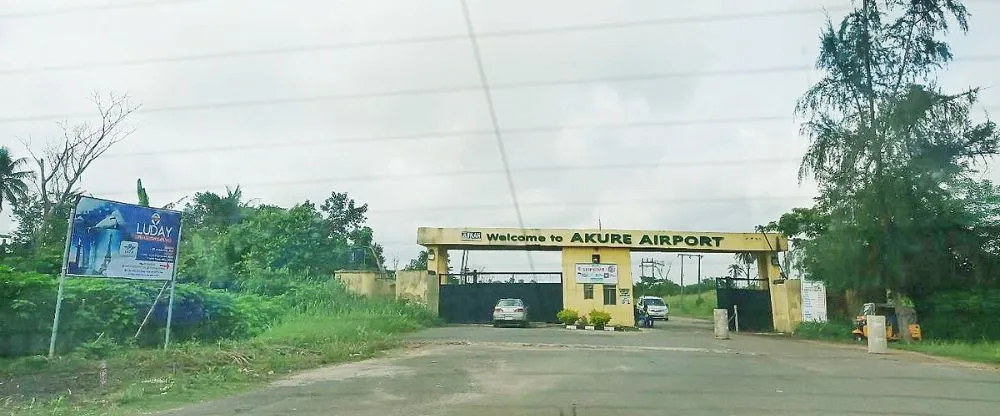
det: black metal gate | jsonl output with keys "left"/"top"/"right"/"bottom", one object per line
{"left": 439, "top": 272, "right": 563, "bottom": 324}
{"left": 715, "top": 277, "right": 773, "bottom": 332}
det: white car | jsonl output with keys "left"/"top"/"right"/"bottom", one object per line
{"left": 493, "top": 298, "right": 529, "bottom": 328}
{"left": 637, "top": 296, "right": 669, "bottom": 320}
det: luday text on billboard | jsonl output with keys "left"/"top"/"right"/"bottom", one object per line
{"left": 50, "top": 196, "right": 184, "bottom": 357}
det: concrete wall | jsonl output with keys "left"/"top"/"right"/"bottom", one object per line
{"left": 396, "top": 270, "right": 439, "bottom": 316}
{"left": 758, "top": 252, "right": 803, "bottom": 333}
{"left": 561, "top": 247, "right": 634, "bottom": 327}
{"left": 335, "top": 270, "right": 395, "bottom": 298}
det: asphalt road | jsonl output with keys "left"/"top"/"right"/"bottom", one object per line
{"left": 162, "top": 318, "right": 1000, "bottom": 416}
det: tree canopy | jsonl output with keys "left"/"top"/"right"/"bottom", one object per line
{"left": 773, "top": 0, "right": 1000, "bottom": 302}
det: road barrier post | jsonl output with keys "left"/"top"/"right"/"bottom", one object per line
{"left": 867, "top": 315, "right": 887, "bottom": 354}
{"left": 713, "top": 308, "right": 730, "bottom": 339}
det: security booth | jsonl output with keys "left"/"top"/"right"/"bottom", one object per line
{"left": 417, "top": 227, "right": 798, "bottom": 331}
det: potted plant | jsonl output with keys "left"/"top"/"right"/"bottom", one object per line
{"left": 575, "top": 315, "right": 588, "bottom": 330}
{"left": 588, "top": 309, "right": 612, "bottom": 330}
{"left": 557, "top": 309, "right": 580, "bottom": 329}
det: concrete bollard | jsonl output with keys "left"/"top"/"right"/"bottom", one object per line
{"left": 867, "top": 315, "right": 888, "bottom": 354}
{"left": 713, "top": 308, "right": 730, "bottom": 339}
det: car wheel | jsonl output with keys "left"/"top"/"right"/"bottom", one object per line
{"left": 521, "top": 321, "right": 529, "bottom": 328}
{"left": 493, "top": 321, "right": 500, "bottom": 328}
{"left": 663, "top": 316, "right": 669, "bottom": 321}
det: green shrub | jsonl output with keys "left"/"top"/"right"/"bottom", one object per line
{"left": 0, "top": 266, "right": 284, "bottom": 357}
{"left": 793, "top": 319, "right": 856, "bottom": 341}
{"left": 916, "top": 291, "right": 1000, "bottom": 341}
{"left": 575, "top": 315, "right": 588, "bottom": 326}
{"left": 556, "top": 309, "right": 579, "bottom": 325}
{"left": 588, "top": 310, "right": 612, "bottom": 327}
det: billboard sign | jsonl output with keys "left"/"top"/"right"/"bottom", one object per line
{"left": 575, "top": 263, "right": 618, "bottom": 284}
{"left": 64, "top": 196, "right": 182, "bottom": 281}
{"left": 801, "top": 279, "right": 828, "bottom": 323}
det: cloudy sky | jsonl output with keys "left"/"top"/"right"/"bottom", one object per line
{"left": 2, "top": 0, "right": 998, "bottom": 282}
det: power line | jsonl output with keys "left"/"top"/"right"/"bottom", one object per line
{"left": 2, "top": 2, "right": 997, "bottom": 73}
{"left": 4, "top": 61, "right": 999, "bottom": 124}
{"left": 459, "top": 0, "right": 534, "bottom": 271}
{"left": 92, "top": 105, "right": 1000, "bottom": 158}
{"left": 0, "top": 0, "right": 215, "bottom": 19}
{"left": 102, "top": 115, "right": 793, "bottom": 158}
{"left": 0, "top": 6, "right": 847, "bottom": 72}
{"left": 362, "top": 194, "right": 815, "bottom": 216}
{"left": 87, "top": 156, "right": 802, "bottom": 196}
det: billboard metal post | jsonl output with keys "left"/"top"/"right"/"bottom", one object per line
{"left": 49, "top": 204, "right": 78, "bottom": 359}
{"left": 135, "top": 280, "right": 169, "bottom": 339}
{"left": 164, "top": 277, "right": 176, "bottom": 349}
{"left": 164, "top": 223, "right": 183, "bottom": 350}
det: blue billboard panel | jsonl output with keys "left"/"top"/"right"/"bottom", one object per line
{"left": 65, "top": 196, "right": 182, "bottom": 280}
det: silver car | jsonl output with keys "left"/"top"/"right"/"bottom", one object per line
{"left": 492, "top": 298, "right": 529, "bottom": 328}
{"left": 637, "top": 296, "right": 669, "bottom": 320}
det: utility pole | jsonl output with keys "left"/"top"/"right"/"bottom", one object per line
{"left": 678, "top": 254, "right": 685, "bottom": 308}
{"left": 678, "top": 254, "right": 704, "bottom": 305}
{"left": 638, "top": 258, "right": 664, "bottom": 281}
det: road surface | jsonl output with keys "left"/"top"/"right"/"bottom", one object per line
{"left": 162, "top": 318, "right": 999, "bottom": 415}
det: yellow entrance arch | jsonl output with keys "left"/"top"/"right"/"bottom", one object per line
{"left": 417, "top": 227, "right": 800, "bottom": 331}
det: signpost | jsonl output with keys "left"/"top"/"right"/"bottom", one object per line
{"left": 49, "top": 196, "right": 183, "bottom": 358}
{"left": 800, "top": 278, "right": 828, "bottom": 323}
{"left": 575, "top": 263, "right": 618, "bottom": 284}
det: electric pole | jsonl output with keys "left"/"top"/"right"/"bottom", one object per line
{"left": 678, "top": 254, "right": 685, "bottom": 308}
{"left": 678, "top": 254, "right": 704, "bottom": 305}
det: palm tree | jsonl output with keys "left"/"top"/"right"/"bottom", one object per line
{"left": 727, "top": 263, "right": 743, "bottom": 279}
{"left": 734, "top": 252, "right": 756, "bottom": 279}
{"left": 0, "top": 146, "right": 34, "bottom": 213}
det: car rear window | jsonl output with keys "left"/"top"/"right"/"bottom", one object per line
{"left": 644, "top": 298, "right": 665, "bottom": 306}
{"left": 497, "top": 299, "right": 522, "bottom": 307}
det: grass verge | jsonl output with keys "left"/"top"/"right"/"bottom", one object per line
{"left": 1, "top": 291, "right": 437, "bottom": 415}
{"left": 665, "top": 290, "right": 716, "bottom": 319}
{"left": 893, "top": 341, "right": 1000, "bottom": 366}
{"left": 791, "top": 320, "right": 1000, "bottom": 366}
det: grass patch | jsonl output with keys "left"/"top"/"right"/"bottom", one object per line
{"left": 790, "top": 320, "right": 1000, "bottom": 366}
{"left": 665, "top": 290, "right": 716, "bottom": 319}
{"left": 1, "top": 286, "right": 438, "bottom": 416}
{"left": 893, "top": 341, "right": 1000, "bottom": 365}
{"left": 792, "top": 320, "right": 856, "bottom": 342}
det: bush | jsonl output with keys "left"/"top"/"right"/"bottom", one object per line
{"left": 0, "top": 265, "right": 283, "bottom": 357}
{"left": 588, "top": 310, "right": 612, "bottom": 327}
{"left": 793, "top": 319, "right": 856, "bottom": 341}
{"left": 575, "top": 315, "right": 588, "bottom": 326}
{"left": 916, "top": 291, "right": 1000, "bottom": 341}
{"left": 556, "top": 309, "right": 579, "bottom": 325}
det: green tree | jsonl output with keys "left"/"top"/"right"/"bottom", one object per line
{"left": 0, "top": 146, "right": 33, "bottom": 213}
{"left": 795, "top": 0, "right": 998, "bottom": 298}
{"left": 403, "top": 249, "right": 430, "bottom": 271}
{"left": 136, "top": 178, "right": 149, "bottom": 207}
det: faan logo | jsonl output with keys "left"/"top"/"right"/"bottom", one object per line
{"left": 461, "top": 231, "right": 482, "bottom": 241}
{"left": 136, "top": 212, "right": 173, "bottom": 238}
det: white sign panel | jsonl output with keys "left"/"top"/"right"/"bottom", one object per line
{"left": 801, "top": 279, "right": 828, "bottom": 323}
{"left": 575, "top": 263, "right": 618, "bottom": 284}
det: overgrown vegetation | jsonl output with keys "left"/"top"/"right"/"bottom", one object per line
{"left": 665, "top": 291, "right": 716, "bottom": 319}
{"left": 1, "top": 281, "right": 436, "bottom": 415}
{"left": 0, "top": 94, "right": 435, "bottom": 414}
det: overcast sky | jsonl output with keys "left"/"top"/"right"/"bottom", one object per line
{"left": 2, "top": 0, "right": 998, "bottom": 283}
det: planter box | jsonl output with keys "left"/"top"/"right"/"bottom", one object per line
{"left": 585, "top": 326, "right": 595, "bottom": 330}
{"left": 566, "top": 325, "right": 575, "bottom": 329}
{"left": 604, "top": 326, "right": 615, "bottom": 332}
